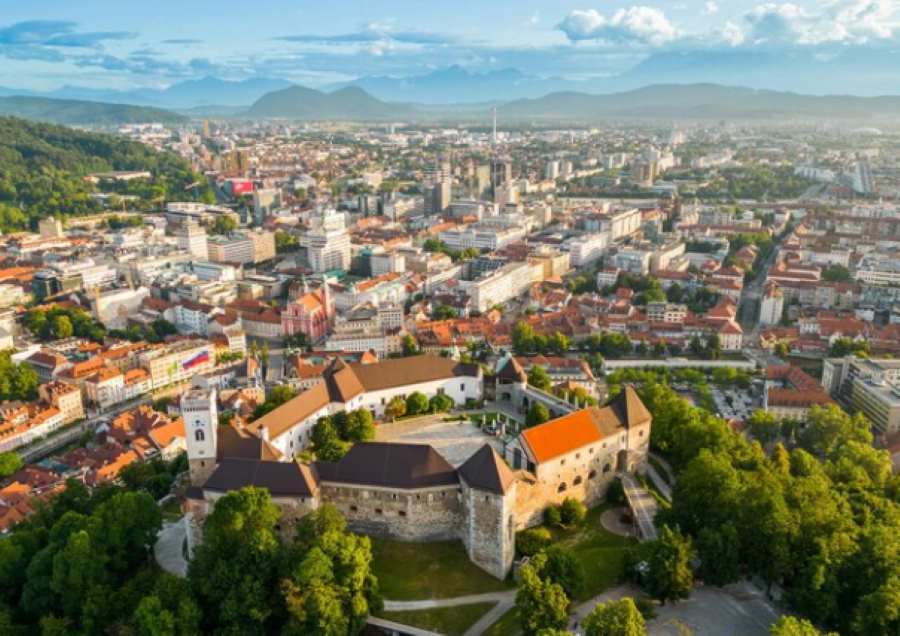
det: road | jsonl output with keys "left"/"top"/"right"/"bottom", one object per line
{"left": 19, "top": 395, "right": 151, "bottom": 463}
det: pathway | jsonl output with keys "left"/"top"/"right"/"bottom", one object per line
{"left": 154, "top": 516, "right": 190, "bottom": 577}
{"left": 382, "top": 591, "right": 516, "bottom": 636}
{"left": 620, "top": 473, "right": 659, "bottom": 541}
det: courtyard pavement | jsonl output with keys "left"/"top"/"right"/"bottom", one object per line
{"left": 376, "top": 414, "right": 506, "bottom": 467}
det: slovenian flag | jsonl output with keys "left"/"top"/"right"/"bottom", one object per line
{"left": 183, "top": 350, "right": 210, "bottom": 370}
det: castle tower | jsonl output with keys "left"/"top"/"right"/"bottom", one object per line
{"left": 182, "top": 388, "right": 218, "bottom": 485}
{"left": 458, "top": 445, "right": 518, "bottom": 579}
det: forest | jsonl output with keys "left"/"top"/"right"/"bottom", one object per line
{"left": 0, "top": 117, "right": 214, "bottom": 233}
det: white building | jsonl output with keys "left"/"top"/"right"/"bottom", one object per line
{"left": 177, "top": 222, "right": 209, "bottom": 260}
{"left": 462, "top": 261, "right": 543, "bottom": 313}
{"left": 564, "top": 233, "right": 610, "bottom": 267}
{"left": 759, "top": 281, "right": 784, "bottom": 326}
{"left": 439, "top": 224, "right": 527, "bottom": 252}
{"left": 302, "top": 209, "right": 352, "bottom": 273}
{"left": 183, "top": 388, "right": 219, "bottom": 484}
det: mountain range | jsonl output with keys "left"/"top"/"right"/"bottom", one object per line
{"left": 246, "top": 85, "right": 415, "bottom": 120}
{"left": 0, "top": 77, "right": 292, "bottom": 109}
{"left": 0, "top": 96, "right": 187, "bottom": 125}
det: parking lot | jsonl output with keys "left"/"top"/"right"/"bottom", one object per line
{"left": 711, "top": 387, "right": 757, "bottom": 421}
{"left": 375, "top": 414, "right": 505, "bottom": 467}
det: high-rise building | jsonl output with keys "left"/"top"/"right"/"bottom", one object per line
{"left": 424, "top": 179, "right": 452, "bottom": 214}
{"left": 545, "top": 161, "right": 560, "bottom": 180}
{"left": 177, "top": 221, "right": 209, "bottom": 260}
{"left": 759, "top": 281, "right": 784, "bottom": 325}
{"left": 490, "top": 159, "right": 512, "bottom": 197}
{"left": 473, "top": 164, "right": 491, "bottom": 199}
{"left": 301, "top": 209, "right": 352, "bottom": 273}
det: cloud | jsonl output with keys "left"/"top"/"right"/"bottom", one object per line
{"left": 162, "top": 38, "right": 202, "bottom": 45}
{"left": 718, "top": 21, "right": 746, "bottom": 46}
{"left": 704, "top": 2, "right": 719, "bottom": 15}
{"left": 277, "top": 25, "right": 459, "bottom": 46}
{"left": 0, "top": 20, "right": 134, "bottom": 48}
{"left": 557, "top": 7, "right": 679, "bottom": 46}
{"left": 745, "top": 0, "right": 899, "bottom": 45}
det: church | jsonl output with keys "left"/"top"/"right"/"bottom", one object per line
{"left": 182, "top": 355, "right": 652, "bottom": 579}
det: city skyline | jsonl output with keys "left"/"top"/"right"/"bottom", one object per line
{"left": 1, "top": 0, "right": 897, "bottom": 93}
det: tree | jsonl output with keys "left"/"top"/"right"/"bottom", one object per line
{"left": 342, "top": 409, "right": 375, "bottom": 442}
{"left": 401, "top": 334, "right": 419, "bottom": 357}
{"left": 770, "top": 616, "right": 836, "bottom": 636}
{"left": 799, "top": 404, "right": 872, "bottom": 457}
{"left": 188, "top": 487, "right": 282, "bottom": 634}
{"left": 821, "top": 265, "right": 851, "bottom": 283}
{"left": 385, "top": 396, "right": 406, "bottom": 421}
{"left": 428, "top": 393, "right": 454, "bottom": 413}
{"left": 0, "top": 452, "right": 22, "bottom": 478}
{"left": 774, "top": 341, "right": 790, "bottom": 358}
{"left": 559, "top": 497, "right": 586, "bottom": 526}
{"left": 548, "top": 332, "right": 570, "bottom": 355}
{"left": 131, "top": 595, "right": 176, "bottom": 636}
{"left": 275, "top": 230, "right": 299, "bottom": 253}
{"left": 828, "top": 338, "right": 869, "bottom": 358}
{"left": 252, "top": 385, "right": 297, "bottom": 420}
{"left": 51, "top": 315, "right": 73, "bottom": 340}
{"left": 515, "top": 553, "right": 569, "bottom": 635}
{"left": 747, "top": 410, "right": 780, "bottom": 446}
{"left": 282, "top": 505, "right": 381, "bottom": 635}
{"left": 643, "top": 526, "right": 694, "bottom": 604}
{"left": 542, "top": 546, "right": 585, "bottom": 599}
{"left": 583, "top": 597, "right": 647, "bottom": 636}
{"left": 513, "top": 322, "right": 536, "bottom": 354}
{"left": 405, "top": 392, "right": 429, "bottom": 416}
{"left": 528, "top": 366, "right": 552, "bottom": 392}
{"left": 517, "top": 527, "right": 552, "bottom": 557}
{"left": 211, "top": 215, "right": 237, "bottom": 235}
{"left": 526, "top": 403, "right": 550, "bottom": 428}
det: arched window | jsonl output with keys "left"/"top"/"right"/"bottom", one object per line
{"left": 573, "top": 476, "right": 583, "bottom": 485}
{"left": 603, "top": 463, "right": 611, "bottom": 474}
{"left": 557, "top": 482, "right": 567, "bottom": 493}
{"left": 195, "top": 429, "right": 205, "bottom": 442}
{"left": 588, "top": 469, "right": 597, "bottom": 479}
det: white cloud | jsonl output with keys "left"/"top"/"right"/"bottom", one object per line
{"left": 745, "top": 0, "right": 899, "bottom": 45}
{"left": 557, "top": 7, "right": 679, "bottom": 46}
{"left": 704, "top": 1, "right": 719, "bottom": 15}
{"left": 719, "top": 21, "right": 746, "bottom": 46}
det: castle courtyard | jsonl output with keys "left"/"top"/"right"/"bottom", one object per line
{"left": 375, "top": 414, "right": 506, "bottom": 467}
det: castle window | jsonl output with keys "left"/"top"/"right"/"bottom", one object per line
{"left": 603, "top": 463, "right": 611, "bottom": 474}
{"left": 460, "top": 383, "right": 465, "bottom": 392}
{"left": 588, "top": 470, "right": 597, "bottom": 479}
{"left": 557, "top": 483, "right": 567, "bottom": 493}
{"left": 398, "top": 510, "right": 407, "bottom": 517}
{"left": 573, "top": 476, "right": 583, "bottom": 485}
{"left": 375, "top": 508, "right": 383, "bottom": 515}
{"left": 589, "top": 447, "right": 594, "bottom": 454}
{"left": 350, "top": 505, "right": 358, "bottom": 512}
{"left": 575, "top": 453, "right": 580, "bottom": 459}
{"left": 485, "top": 496, "right": 489, "bottom": 502}
{"left": 195, "top": 429, "right": 205, "bottom": 442}
{"left": 640, "top": 430, "right": 644, "bottom": 437}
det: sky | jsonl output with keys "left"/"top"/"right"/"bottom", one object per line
{"left": 0, "top": 0, "right": 897, "bottom": 90}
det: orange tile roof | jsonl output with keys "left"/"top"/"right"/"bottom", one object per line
{"left": 521, "top": 409, "right": 606, "bottom": 464}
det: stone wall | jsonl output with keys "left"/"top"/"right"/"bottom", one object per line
{"left": 188, "top": 457, "right": 217, "bottom": 486}
{"left": 462, "top": 481, "right": 516, "bottom": 579}
{"left": 319, "top": 482, "right": 463, "bottom": 541}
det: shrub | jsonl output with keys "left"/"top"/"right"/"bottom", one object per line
{"left": 544, "top": 505, "right": 562, "bottom": 527}
{"left": 543, "top": 546, "right": 586, "bottom": 599}
{"left": 559, "top": 497, "right": 587, "bottom": 526}
{"left": 517, "top": 527, "right": 552, "bottom": 557}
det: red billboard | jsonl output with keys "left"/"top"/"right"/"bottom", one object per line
{"left": 228, "top": 179, "right": 254, "bottom": 195}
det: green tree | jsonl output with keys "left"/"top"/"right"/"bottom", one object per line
{"left": 559, "top": 497, "right": 586, "bottom": 526}
{"left": 51, "top": 315, "right": 73, "bottom": 340}
{"left": 799, "top": 404, "right": 872, "bottom": 457}
{"left": 428, "top": 393, "right": 455, "bottom": 413}
{"left": 643, "top": 526, "right": 694, "bottom": 604}
{"left": 515, "top": 553, "right": 569, "bottom": 635}
{"left": 342, "top": 409, "right": 375, "bottom": 442}
{"left": 512, "top": 322, "right": 536, "bottom": 354}
{"left": 770, "top": 616, "right": 836, "bottom": 636}
{"left": 528, "top": 366, "right": 552, "bottom": 391}
{"left": 385, "top": 396, "right": 406, "bottom": 421}
{"left": 405, "top": 392, "right": 429, "bottom": 416}
{"left": 188, "top": 487, "right": 282, "bottom": 634}
{"left": 548, "top": 332, "right": 570, "bottom": 355}
{"left": 211, "top": 215, "right": 237, "bottom": 235}
{"left": 583, "top": 597, "right": 647, "bottom": 636}
{"left": 0, "top": 452, "right": 22, "bottom": 478}
{"left": 526, "top": 403, "right": 551, "bottom": 428}
{"left": 131, "top": 595, "right": 175, "bottom": 636}
{"left": 542, "top": 546, "right": 585, "bottom": 599}
{"left": 401, "top": 334, "right": 419, "bottom": 357}
{"left": 747, "top": 410, "right": 780, "bottom": 446}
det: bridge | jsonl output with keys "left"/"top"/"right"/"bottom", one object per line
{"left": 619, "top": 473, "right": 659, "bottom": 541}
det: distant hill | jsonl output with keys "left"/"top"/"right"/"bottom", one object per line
{"left": 0, "top": 96, "right": 187, "bottom": 125}
{"left": 247, "top": 85, "right": 414, "bottom": 119}
{"left": 498, "top": 84, "right": 900, "bottom": 121}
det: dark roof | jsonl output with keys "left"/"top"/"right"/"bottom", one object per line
{"left": 315, "top": 442, "right": 458, "bottom": 490}
{"left": 458, "top": 444, "right": 515, "bottom": 495}
{"left": 608, "top": 385, "right": 652, "bottom": 428}
{"left": 348, "top": 355, "right": 479, "bottom": 393}
{"left": 217, "top": 424, "right": 283, "bottom": 462}
{"left": 496, "top": 356, "right": 527, "bottom": 383}
{"left": 203, "top": 458, "right": 319, "bottom": 497}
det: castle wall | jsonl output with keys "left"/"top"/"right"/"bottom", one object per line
{"left": 461, "top": 481, "right": 516, "bottom": 579}
{"left": 319, "top": 482, "right": 463, "bottom": 541}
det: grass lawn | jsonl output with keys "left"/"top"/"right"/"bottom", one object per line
{"left": 371, "top": 538, "right": 514, "bottom": 600}
{"left": 483, "top": 606, "right": 519, "bottom": 636}
{"left": 545, "top": 502, "right": 636, "bottom": 602}
{"left": 379, "top": 602, "right": 496, "bottom": 636}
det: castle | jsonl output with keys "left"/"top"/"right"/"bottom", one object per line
{"left": 183, "top": 355, "right": 651, "bottom": 579}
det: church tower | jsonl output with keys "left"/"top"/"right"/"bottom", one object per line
{"left": 182, "top": 388, "right": 218, "bottom": 485}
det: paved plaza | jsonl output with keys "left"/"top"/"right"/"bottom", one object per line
{"left": 375, "top": 414, "right": 506, "bottom": 467}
